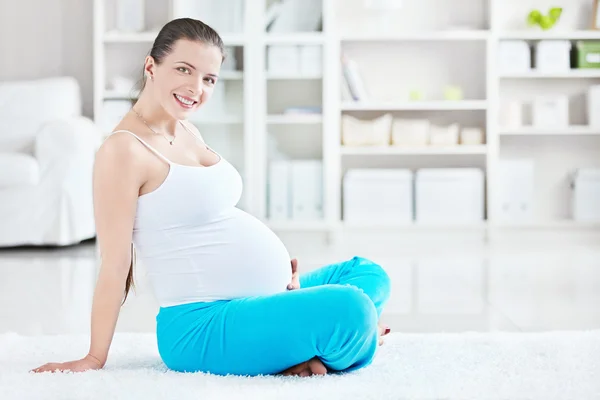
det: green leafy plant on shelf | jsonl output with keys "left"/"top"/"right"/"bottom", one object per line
{"left": 527, "top": 7, "right": 563, "bottom": 30}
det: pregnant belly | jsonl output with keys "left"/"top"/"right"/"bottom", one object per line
{"left": 195, "top": 208, "right": 293, "bottom": 299}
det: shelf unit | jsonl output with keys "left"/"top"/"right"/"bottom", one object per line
{"left": 93, "top": 0, "right": 600, "bottom": 238}
{"left": 266, "top": 114, "right": 323, "bottom": 124}
{"left": 340, "top": 101, "right": 488, "bottom": 111}
{"left": 490, "top": 0, "right": 600, "bottom": 232}
{"left": 340, "top": 146, "right": 488, "bottom": 156}
{"left": 498, "top": 30, "right": 600, "bottom": 40}
{"left": 339, "top": 30, "right": 490, "bottom": 42}
{"left": 499, "top": 126, "right": 600, "bottom": 136}
{"left": 500, "top": 70, "right": 600, "bottom": 79}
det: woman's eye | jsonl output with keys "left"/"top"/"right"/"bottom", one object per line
{"left": 177, "top": 67, "right": 190, "bottom": 74}
{"left": 205, "top": 77, "right": 216, "bottom": 85}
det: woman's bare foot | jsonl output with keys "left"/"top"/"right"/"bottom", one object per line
{"left": 280, "top": 325, "right": 390, "bottom": 376}
{"left": 281, "top": 357, "right": 327, "bottom": 377}
{"left": 378, "top": 323, "right": 391, "bottom": 346}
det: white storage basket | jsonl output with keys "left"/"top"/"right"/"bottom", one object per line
{"left": 343, "top": 169, "right": 413, "bottom": 224}
{"left": 572, "top": 168, "right": 600, "bottom": 222}
{"left": 341, "top": 114, "right": 392, "bottom": 146}
{"left": 460, "top": 127, "right": 485, "bottom": 145}
{"left": 429, "top": 123, "right": 460, "bottom": 146}
{"left": 391, "top": 118, "right": 430, "bottom": 147}
{"left": 415, "top": 168, "right": 484, "bottom": 223}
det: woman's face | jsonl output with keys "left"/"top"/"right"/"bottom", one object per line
{"left": 145, "top": 39, "right": 222, "bottom": 120}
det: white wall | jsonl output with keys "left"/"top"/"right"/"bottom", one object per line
{"left": 0, "top": 0, "right": 94, "bottom": 117}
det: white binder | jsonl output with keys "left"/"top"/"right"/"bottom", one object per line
{"left": 291, "top": 160, "right": 323, "bottom": 220}
{"left": 268, "top": 161, "right": 291, "bottom": 220}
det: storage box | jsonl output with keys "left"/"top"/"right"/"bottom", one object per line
{"left": 535, "top": 40, "right": 572, "bottom": 72}
{"left": 429, "top": 123, "right": 460, "bottom": 146}
{"left": 268, "top": 160, "right": 291, "bottom": 220}
{"left": 299, "top": 45, "right": 322, "bottom": 76}
{"left": 498, "top": 40, "right": 531, "bottom": 74}
{"left": 572, "top": 168, "right": 600, "bottom": 222}
{"left": 415, "top": 168, "right": 484, "bottom": 224}
{"left": 532, "top": 95, "right": 569, "bottom": 128}
{"left": 496, "top": 160, "right": 535, "bottom": 223}
{"left": 391, "top": 118, "right": 429, "bottom": 147}
{"left": 460, "top": 127, "right": 485, "bottom": 145}
{"left": 499, "top": 100, "right": 523, "bottom": 128}
{"left": 576, "top": 41, "right": 600, "bottom": 68}
{"left": 116, "top": 0, "right": 145, "bottom": 32}
{"left": 588, "top": 85, "right": 600, "bottom": 127}
{"left": 341, "top": 114, "right": 392, "bottom": 146}
{"left": 267, "top": 45, "right": 300, "bottom": 75}
{"left": 290, "top": 160, "right": 323, "bottom": 220}
{"left": 343, "top": 169, "right": 413, "bottom": 224}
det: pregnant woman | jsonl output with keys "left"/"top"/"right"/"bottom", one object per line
{"left": 32, "top": 18, "right": 391, "bottom": 377}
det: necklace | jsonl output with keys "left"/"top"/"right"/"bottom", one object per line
{"left": 132, "top": 108, "right": 176, "bottom": 145}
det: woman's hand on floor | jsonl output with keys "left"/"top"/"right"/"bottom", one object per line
{"left": 287, "top": 258, "right": 300, "bottom": 290}
{"left": 30, "top": 354, "right": 103, "bottom": 373}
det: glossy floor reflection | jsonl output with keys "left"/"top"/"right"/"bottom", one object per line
{"left": 1, "top": 240, "right": 599, "bottom": 336}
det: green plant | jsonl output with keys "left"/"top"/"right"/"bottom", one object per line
{"left": 527, "top": 7, "right": 563, "bottom": 30}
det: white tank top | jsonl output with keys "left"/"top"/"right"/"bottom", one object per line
{"left": 113, "top": 128, "right": 292, "bottom": 307}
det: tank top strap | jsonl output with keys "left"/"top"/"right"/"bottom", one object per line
{"left": 112, "top": 129, "right": 172, "bottom": 165}
{"left": 178, "top": 120, "right": 221, "bottom": 159}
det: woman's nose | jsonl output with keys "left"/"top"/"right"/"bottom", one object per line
{"left": 189, "top": 79, "right": 203, "bottom": 96}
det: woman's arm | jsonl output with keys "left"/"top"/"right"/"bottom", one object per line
{"left": 32, "top": 133, "right": 145, "bottom": 372}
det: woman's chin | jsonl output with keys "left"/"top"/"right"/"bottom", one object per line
{"left": 167, "top": 105, "right": 196, "bottom": 121}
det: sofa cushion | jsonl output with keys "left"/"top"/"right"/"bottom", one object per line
{"left": 0, "top": 153, "right": 40, "bottom": 187}
{"left": 0, "top": 77, "right": 82, "bottom": 152}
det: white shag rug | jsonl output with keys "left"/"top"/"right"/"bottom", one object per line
{"left": 1, "top": 331, "right": 599, "bottom": 400}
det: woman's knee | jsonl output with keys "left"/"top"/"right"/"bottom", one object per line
{"left": 353, "top": 257, "right": 391, "bottom": 296}
{"left": 331, "top": 285, "right": 378, "bottom": 333}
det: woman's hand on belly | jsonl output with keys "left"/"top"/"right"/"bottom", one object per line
{"left": 287, "top": 258, "right": 300, "bottom": 290}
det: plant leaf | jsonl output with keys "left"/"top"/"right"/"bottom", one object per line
{"left": 527, "top": 10, "right": 542, "bottom": 26}
{"left": 549, "top": 7, "right": 563, "bottom": 21}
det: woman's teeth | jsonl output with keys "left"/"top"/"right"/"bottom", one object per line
{"left": 175, "top": 94, "right": 196, "bottom": 107}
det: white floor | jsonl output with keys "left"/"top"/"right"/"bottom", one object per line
{"left": 1, "top": 233, "right": 600, "bottom": 337}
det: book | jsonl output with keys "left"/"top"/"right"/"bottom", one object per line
{"left": 341, "top": 56, "right": 368, "bottom": 101}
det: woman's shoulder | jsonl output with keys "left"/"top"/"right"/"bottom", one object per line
{"left": 97, "top": 119, "right": 149, "bottom": 169}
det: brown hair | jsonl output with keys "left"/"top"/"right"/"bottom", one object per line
{"left": 123, "top": 18, "right": 224, "bottom": 304}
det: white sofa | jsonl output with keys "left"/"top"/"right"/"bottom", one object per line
{"left": 0, "top": 77, "right": 102, "bottom": 247}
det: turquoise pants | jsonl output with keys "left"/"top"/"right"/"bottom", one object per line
{"left": 156, "top": 256, "right": 391, "bottom": 376}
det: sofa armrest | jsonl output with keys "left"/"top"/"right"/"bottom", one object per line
{"left": 35, "top": 116, "right": 102, "bottom": 172}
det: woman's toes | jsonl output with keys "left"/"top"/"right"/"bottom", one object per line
{"left": 308, "top": 358, "right": 327, "bottom": 376}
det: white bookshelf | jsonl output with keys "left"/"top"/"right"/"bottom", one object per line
{"left": 267, "top": 221, "right": 331, "bottom": 232}
{"left": 499, "top": 126, "right": 600, "bottom": 136}
{"left": 498, "top": 30, "right": 600, "bottom": 40}
{"left": 266, "top": 114, "right": 323, "bottom": 124}
{"left": 500, "top": 70, "right": 600, "bottom": 79}
{"left": 267, "top": 73, "right": 323, "bottom": 80}
{"left": 340, "top": 221, "right": 489, "bottom": 230}
{"left": 490, "top": 0, "right": 600, "bottom": 234}
{"left": 340, "top": 146, "right": 488, "bottom": 155}
{"left": 93, "top": 0, "right": 600, "bottom": 239}
{"left": 265, "top": 32, "right": 325, "bottom": 44}
{"left": 340, "top": 101, "right": 488, "bottom": 111}
{"left": 340, "top": 30, "right": 490, "bottom": 42}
